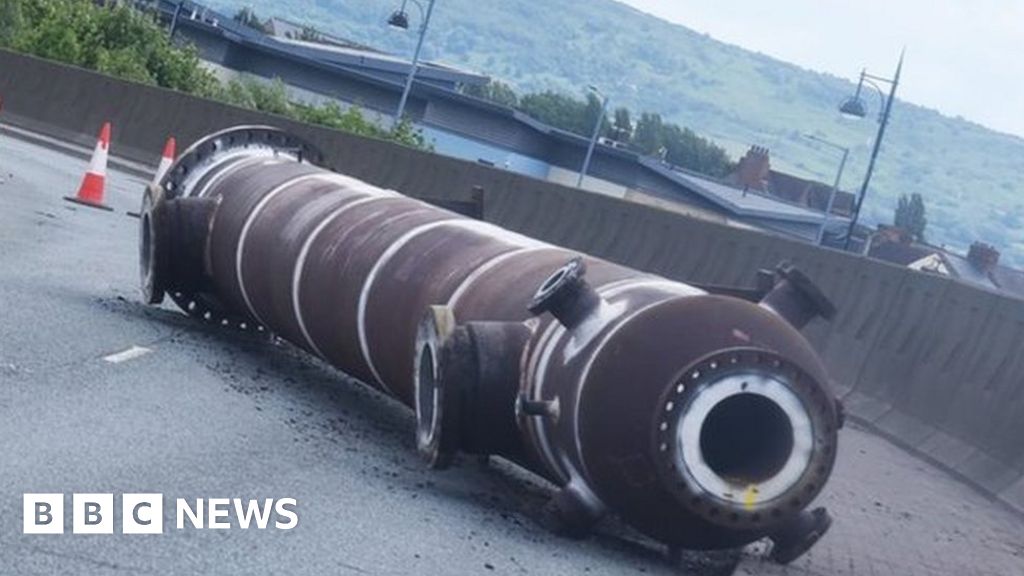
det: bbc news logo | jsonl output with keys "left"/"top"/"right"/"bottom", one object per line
{"left": 23, "top": 494, "right": 298, "bottom": 534}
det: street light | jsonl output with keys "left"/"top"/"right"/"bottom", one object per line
{"left": 839, "top": 50, "right": 904, "bottom": 250}
{"left": 387, "top": 9, "right": 410, "bottom": 30}
{"left": 838, "top": 96, "right": 867, "bottom": 120}
{"left": 576, "top": 85, "right": 610, "bottom": 189}
{"left": 386, "top": 0, "right": 436, "bottom": 130}
{"left": 168, "top": 0, "right": 185, "bottom": 40}
{"left": 803, "top": 134, "right": 850, "bottom": 246}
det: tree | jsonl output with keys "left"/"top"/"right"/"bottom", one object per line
{"left": 894, "top": 193, "right": 928, "bottom": 241}
{"left": 233, "top": 7, "right": 270, "bottom": 34}
{"left": 629, "top": 111, "right": 733, "bottom": 176}
{"left": 3, "top": 0, "right": 220, "bottom": 96}
{"left": 519, "top": 90, "right": 589, "bottom": 135}
{"left": 463, "top": 79, "right": 519, "bottom": 108}
{"left": 459, "top": 81, "right": 733, "bottom": 176}
{"left": 633, "top": 112, "right": 664, "bottom": 155}
{"left": 659, "top": 124, "right": 734, "bottom": 177}
{"left": 0, "top": 0, "right": 427, "bottom": 149}
{"left": 294, "top": 26, "right": 321, "bottom": 42}
{"left": 517, "top": 90, "right": 611, "bottom": 137}
{"left": 611, "top": 107, "right": 632, "bottom": 143}
{"left": 0, "top": 0, "right": 22, "bottom": 45}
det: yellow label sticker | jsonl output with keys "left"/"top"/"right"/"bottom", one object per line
{"left": 742, "top": 485, "right": 759, "bottom": 510}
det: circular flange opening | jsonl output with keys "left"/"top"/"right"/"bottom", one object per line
{"left": 415, "top": 342, "right": 441, "bottom": 450}
{"left": 653, "top": 349, "right": 838, "bottom": 528}
{"left": 539, "top": 266, "right": 569, "bottom": 296}
{"left": 675, "top": 372, "right": 813, "bottom": 507}
{"left": 528, "top": 256, "right": 585, "bottom": 315}
{"left": 140, "top": 211, "right": 153, "bottom": 280}
{"left": 699, "top": 393, "right": 794, "bottom": 485}
{"left": 412, "top": 305, "right": 458, "bottom": 469}
{"left": 139, "top": 185, "right": 165, "bottom": 305}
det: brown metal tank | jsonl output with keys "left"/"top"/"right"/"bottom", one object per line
{"left": 140, "top": 126, "right": 841, "bottom": 562}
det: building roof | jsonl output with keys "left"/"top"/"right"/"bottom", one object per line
{"left": 162, "top": 0, "right": 844, "bottom": 235}
{"left": 659, "top": 165, "right": 835, "bottom": 224}
{"left": 907, "top": 253, "right": 950, "bottom": 275}
{"left": 941, "top": 251, "right": 1000, "bottom": 292}
{"left": 769, "top": 170, "right": 856, "bottom": 216}
{"left": 869, "top": 240, "right": 937, "bottom": 267}
{"left": 991, "top": 266, "right": 1024, "bottom": 296}
{"left": 730, "top": 145, "right": 856, "bottom": 217}
{"left": 265, "top": 17, "right": 381, "bottom": 51}
{"left": 867, "top": 230, "right": 1024, "bottom": 299}
{"left": 162, "top": 0, "right": 487, "bottom": 87}
{"left": 271, "top": 37, "right": 489, "bottom": 86}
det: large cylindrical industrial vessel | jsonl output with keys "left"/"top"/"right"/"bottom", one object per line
{"left": 140, "top": 126, "right": 841, "bottom": 563}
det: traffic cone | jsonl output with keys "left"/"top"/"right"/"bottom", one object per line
{"left": 64, "top": 122, "right": 113, "bottom": 211}
{"left": 152, "top": 137, "right": 176, "bottom": 185}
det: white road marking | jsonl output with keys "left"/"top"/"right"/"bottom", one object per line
{"left": 102, "top": 346, "right": 152, "bottom": 364}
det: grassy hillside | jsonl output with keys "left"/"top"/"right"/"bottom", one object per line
{"left": 205, "top": 0, "right": 1024, "bottom": 265}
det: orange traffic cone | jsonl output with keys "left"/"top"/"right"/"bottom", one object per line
{"left": 152, "top": 136, "right": 176, "bottom": 185}
{"left": 64, "top": 122, "right": 113, "bottom": 211}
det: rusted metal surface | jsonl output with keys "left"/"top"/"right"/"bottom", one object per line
{"left": 140, "top": 126, "right": 841, "bottom": 561}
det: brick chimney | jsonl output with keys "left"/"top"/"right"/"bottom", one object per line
{"left": 733, "top": 145, "right": 771, "bottom": 191}
{"left": 967, "top": 241, "right": 1000, "bottom": 272}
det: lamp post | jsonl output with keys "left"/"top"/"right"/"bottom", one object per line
{"left": 577, "top": 85, "right": 610, "bottom": 188}
{"left": 168, "top": 0, "right": 184, "bottom": 40}
{"left": 803, "top": 134, "right": 849, "bottom": 246}
{"left": 387, "top": 0, "right": 437, "bottom": 130}
{"left": 838, "top": 50, "right": 904, "bottom": 250}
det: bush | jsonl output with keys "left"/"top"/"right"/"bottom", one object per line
{"left": 470, "top": 80, "right": 734, "bottom": 177}
{"left": 0, "top": 0, "right": 427, "bottom": 148}
{"left": 3, "top": 0, "right": 220, "bottom": 95}
{"left": 224, "top": 78, "right": 430, "bottom": 149}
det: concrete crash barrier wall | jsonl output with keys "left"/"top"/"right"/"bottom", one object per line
{"left": 2, "top": 48, "right": 1023, "bottom": 513}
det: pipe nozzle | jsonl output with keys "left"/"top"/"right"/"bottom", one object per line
{"left": 528, "top": 257, "right": 602, "bottom": 329}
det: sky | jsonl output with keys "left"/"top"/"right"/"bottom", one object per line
{"left": 615, "top": 0, "right": 1024, "bottom": 138}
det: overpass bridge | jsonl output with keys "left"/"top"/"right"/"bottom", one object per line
{"left": 1, "top": 51, "right": 1024, "bottom": 576}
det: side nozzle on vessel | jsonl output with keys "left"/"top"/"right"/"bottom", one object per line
{"left": 759, "top": 263, "right": 836, "bottom": 329}
{"left": 528, "top": 257, "right": 602, "bottom": 329}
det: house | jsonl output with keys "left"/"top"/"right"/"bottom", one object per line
{"left": 867, "top": 227, "right": 1024, "bottom": 299}
{"left": 730, "top": 145, "right": 857, "bottom": 217}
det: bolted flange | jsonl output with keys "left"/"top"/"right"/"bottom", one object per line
{"left": 413, "top": 305, "right": 460, "bottom": 469}
{"left": 760, "top": 262, "right": 836, "bottom": 329}
{"left": 139, "top": 184, "right": 168, "bottom": 305}
{"left": 527, "top": 257, "right": 602, "bottom": 329}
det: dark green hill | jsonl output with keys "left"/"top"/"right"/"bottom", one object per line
{"left": 205, "top": 0, "right": 1024, "bottom": 264}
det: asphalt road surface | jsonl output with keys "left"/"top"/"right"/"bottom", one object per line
{"left": 2, "top": 127, "right": 1023, "bottom": 576}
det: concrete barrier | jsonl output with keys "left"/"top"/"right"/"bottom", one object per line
{"left": 3, "top": 48, "right": 1023, "bottom": 513}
